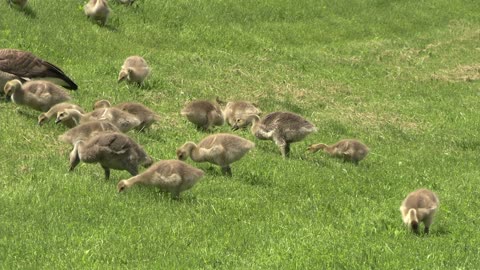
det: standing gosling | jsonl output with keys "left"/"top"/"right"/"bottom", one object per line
{"left": 38, "top": 102, "right": 85, "bottom": 127}
{"left": 84, "top": 0, "right": 110, "bottom": 26}
{"left": 69, "top": 132, "right": 153, "bottom": 180}
{"left": 93, "top": 99, "right": 160, "bottom": 131}
{"left": 400, "top": 189, "right": 439, "bottom": 234}
{"left": 4, "top": 79, "right": 71, "bottom": 112}
{"left": 176, "top": 133, "right": 254, "bottom": 176}
{"left": 180, "top": 100, "right": 224, "bottom": 131}
{"left": 221, "top": 100, "right": 262, "bottom": 129}
{"left": 234, "top": 112, "right": 316, "bottom": 158}
{"left": 118, "top": 56, "right": 150, "bottom": 85}
{"left": 117, "top": 160, "right": 204, "bottom": 199}
{"left": 308, "top": 139, "right": 369, "bottom": 165}
{"left": 55, "top": 108, "right": 141, "bottom": 132}
{"left": 58, "top": 121, "right": 120, "bottom": 145}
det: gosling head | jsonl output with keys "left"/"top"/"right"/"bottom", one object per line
{"left": 55, "top": 110, "right": 71, "bottom": 124}
{"left": 232, "top": 114, "right": 259, "bottom": 130}
{"left": 38, "top": 113, "right": 48, "bottom": 126}
{"left": 117, "top": 68, "right": 132, "bottom": 83}
{"left": 405, "top": 208, "right": 420, "bottom": 233}
{"left": 3, "top": 79, "right": 22, "bottom": 96}
{"left": 93, "top": 99, "right": 111, "bottom": 110}
{"left": 307, "top": 143, "right": 327, "bottom": 153}
{"left": 176, "top": 148, "right": 188, "bottom": 161}
{"left": 117, "top": 180, "right": 129, "bottom": 193}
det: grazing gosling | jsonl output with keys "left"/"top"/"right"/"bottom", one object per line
{"left": 400, "top": 189, "right": 439, "bottom": 234}
{"left": 180, "top": 100, "right": 224, "bottom": 131}
{"left": 38, "top": 102, "right": 85, "bottom": 127}
{"left": 118, "top": 56, "right": 150, "bottom": 85}
{"left": 69, "top": 132, "right": 153, "bottom": 180}
{"left": 55, "top": 108, "right": 141, "bottom": 132}
{"left": 4, "top": 79, "right": 71, "bottom": 112}
{"left": 117, "top": 160, "right": 204, "bottom": 199}
{"left": 9, "top": 0, "right": 28, "bottom": 9}
{"left": 221, "top": 99, "right": 262, "bottom": 129}
{"left": 308, "top": 139, "right": 369, "bottom": 165}
{"left": 58, "top": 121, "right": 120, "bottom": 145}
{"left": 176, "top": 133, "right": 254, "bottom": 176}
{"left": 234, "top": 112, "right": 316, "bottom": 158}
{"left": 84, "top": 0, "right": 110, "bottom": 26}
{"left": 93, "top": 99, "right": 160, "bottom": 131}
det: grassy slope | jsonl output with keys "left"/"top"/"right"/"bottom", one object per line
{"left": 1, "top": 0, "right": 480, "bottom": 268}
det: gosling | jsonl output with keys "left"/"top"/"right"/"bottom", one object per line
{"left": 84, "top": 0, "right": 110, "bottom": 26}
{"left": 118, "top": 56, "right": 150, "bottom": 85}
{"left": 308, "top": 139, "right": 369, "bottom": 165}
{"left": 221, "top": 99, "right": 261, "bottom": 129}
{"left": 180, "top": 100, "right": 224, "bottom": 131}
{"left": 4, "top": 79, "right": 71, "bottom": 112}
{"left": 58, "top": 121, "right": 120, "bottom": 145}
{"left": 93, "top": 99, "right": 160, "bottom": 131}
{"left": 38, "top": 102, "right": 85, "bottom": 127}
{"left": 176, "top": 133, "right": 254, "bottom": 176}
{"left": 400, "top": 189, "right": 439, "bottom": 234}
{"left": 69, "top": 132, "right": 153, "bottom": 180}
{"left": 117, "top": 160, "right": 204, "bottom": 199}
{"left": 234, "top": 112, "right": 316, "bottom": 158}
{"left": 55, "top": 108, "right": 141, "bottom": 132}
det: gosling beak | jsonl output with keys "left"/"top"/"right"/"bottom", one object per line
{"left": 231, "top": 125, "right": 239, "bottom": 131}
{"left": 55, "top": 118, "right": 61, "bottom": 124}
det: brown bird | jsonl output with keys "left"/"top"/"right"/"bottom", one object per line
{"left": 0, "top": 49, "right": 77, "bottom": 91}
{"left": 176, "top": 133, "right": 254, "bottom": 176}
{"left": 234, "top": 112, "right": 316, "bottom": 158}
{"left": 117, "top": 160, "right": 204, "bottom": 199}
{"left": 93, "top": 100, "right": 160, "bottom": 131}
{"left": 4, "top": 79, "right": 72, "bottom": 112}
{"left": 400, "top": 189, "right": 439, "bottom": 234}
{"left": 180, "top": 100, "right": 224, "bottom": 130}
{"left": 69, "top": 132, "right": 153, "bottom": 180}
{"left": 308, "top": 139, "right": 369, "bottom": 165}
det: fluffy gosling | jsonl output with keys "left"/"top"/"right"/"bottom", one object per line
{"left": 220, "top": 99, "right": 262, "bottom": 129}
{"left": 0, "top": 49, "right": 77, "bottom": 91}
{"left": 69, "top": 132, "right": 153, "bottom": 179}
{"left": 400, "top": 189, "right": 439, "bottom": 234}
{"left": 84, "top": 0, "right": 110, "bottom": 26}
{"left": 93, "top": 99, "right": 160, "bottom": 131}
{"left": 308, "top": 139, "right": 369, "bottom": 165}
{"left": 118, "top": 56, "right": 150, "bottom": 85}
{"left": 55, "top": 108, "right": 141, "bottom": 132}
{"left": 180, "top": 100, "right": 224, "bottom": 131}
{"left": 234, "top": 112, "right": 316, "bottom": 158}
{"left": 117, "top": 160, "right": 204, "bottom": 199}
{"left": 4, "top": 79, "right": 71, "bottom": 112}
{"left": 38, "top": 102, "right": 85, "bottom": 127}
{"left": 58, "top": 121, "right": 120, "bottom": 145}
{"left": 176, "top": 133, "right": 254, "bottom": 176}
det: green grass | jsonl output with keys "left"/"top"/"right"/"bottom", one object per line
{"left": 1, "top": 0, "right": 480, "bottom": 268}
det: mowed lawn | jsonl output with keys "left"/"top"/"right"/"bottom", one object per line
{"left": 1, "top": 0, "right": 480, "bottom": 268}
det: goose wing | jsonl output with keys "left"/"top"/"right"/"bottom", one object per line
{"left": 0, "top": 49, "right": 78, "bottom": 90}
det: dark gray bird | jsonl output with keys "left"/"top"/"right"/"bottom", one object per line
{"left": 0, "top": 49, "right": 78, "bottom": 91}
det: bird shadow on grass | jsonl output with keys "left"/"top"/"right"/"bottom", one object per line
{"left": 9, "top": 4, "right": 37, "bottom": 18}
